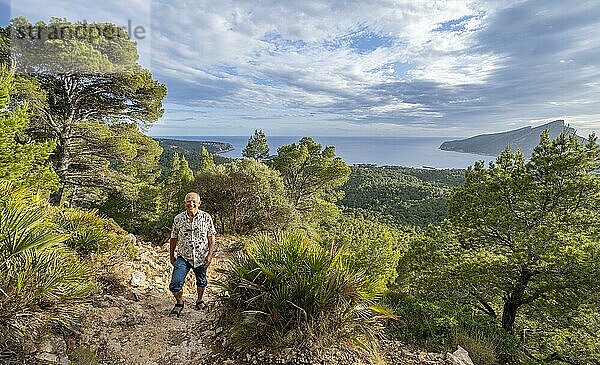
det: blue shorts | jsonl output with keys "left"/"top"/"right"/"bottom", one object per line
{"left": 169, "top": 256, "right": 207, "bottom": 292}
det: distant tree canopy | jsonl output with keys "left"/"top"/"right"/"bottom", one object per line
{"left": 340, "top": 166, "right": 464, "bottom": 227}
{"left": 156, "top": 140, "right": 231, "bottom": 171}
{"left": 242, "top": 129, "right": 269, "bottom": 160}
{"left": 5, "top": 17, "right": 167, "bottom": 205}
{"left": 271, "top": 137, "right": 350, "bottom": 214}
{"left": 397, "top": 131, "right": 600, "bottom": 362}
{"left": 198, "top": 146, "right": 216, "bottom": 172}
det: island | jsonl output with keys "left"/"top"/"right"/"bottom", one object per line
{"left": 439, "top": 120, "right": 586, "bottom": 157}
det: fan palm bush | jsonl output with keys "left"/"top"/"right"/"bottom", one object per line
{"left": 49, "top": 206, "right": 131, "bottom": 257}
{"left": 216, "top": 231, "right": 391, "bottom": 350}
{"left": 0, "top": 182, "right": 93, "bottom": 348}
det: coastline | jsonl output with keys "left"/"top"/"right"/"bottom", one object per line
{"left": 150, "top": 135, "right": 496, "bottom": 169}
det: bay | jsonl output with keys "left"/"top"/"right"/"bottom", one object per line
{"left": 156, "top": 136, "right": 496, "bottom": 169}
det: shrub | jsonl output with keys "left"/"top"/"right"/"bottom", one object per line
{"left": 384, "top": 292, "right": 521, "bottom": 365}
{"left": 195, "top": 158, "right": 295, "bottom": 234}
{"left": 49, "top": 206, "right": 131, "bottom": 257}
{"left": 0, "top": 182, "right": 93, "bottom": 348}
{"left": 216, "top": 231, "right": 390, "bottom": 350}
{"left": 316, "top": 214, "right": 405, "bottom": 292}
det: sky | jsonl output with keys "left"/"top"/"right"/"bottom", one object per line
{"left": 3, "top": 0, "right": 600, "bottom": 137}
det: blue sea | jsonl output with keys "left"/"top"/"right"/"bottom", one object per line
{"left": 157, "top": 136, "right": 496, "bottom": 169}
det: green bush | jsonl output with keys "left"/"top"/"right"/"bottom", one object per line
{"left": 49, "top": 206, "right": 131, "bottom": 257}
{"left": 195, "top": 158, "right": 295, "bottom": 234}
{"left": 316, "top": 214, "right": 405, "bottom": 292}
{"left": 68, "top": 346, "right": 99, "bottom": 365}
{"left": 384, "top": 292, "right": 522, "bottom": 365}
{"left": 216, "top": 231, "right": 390, "bottom": 350}
{"left": 0, "top": 182, "right": 93, "bottom": 348}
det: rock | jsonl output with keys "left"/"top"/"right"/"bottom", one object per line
{"left": 35, "top": 334, "right": 68, "bottom": 365}
{"left": 35, "top": 352, "right": 67, "bottom": 365}
{"left": 126, "top": 233, "right": 137, "bottom": 244}
{"left": 130, "top": 271, "right": 146, "bottom": 287}
{"left": 202, "top": 329, "right": 215, "bottom": 337}
{"left": 447, "top": 346, "right": 474, "bottom": 365}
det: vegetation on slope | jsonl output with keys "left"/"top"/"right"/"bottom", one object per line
{"left": 340, "top": 165, "right": 464, "bottom": 227}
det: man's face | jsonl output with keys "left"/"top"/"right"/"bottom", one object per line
{"left": 184, "top": 194, "right": 200, "bottom": 215}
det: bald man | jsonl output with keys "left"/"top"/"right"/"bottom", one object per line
{"left": 168, "top": 192, "right": 216, "bottom": 317}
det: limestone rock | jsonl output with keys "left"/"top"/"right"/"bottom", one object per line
{"left": 447, "top": 346, "right": 474, "bottom": 365}
{"left": 35, "top": 334, "right": 68, "bottom": 365}
{"left": 130, "top": 271, "right": 146, "bottom": 287}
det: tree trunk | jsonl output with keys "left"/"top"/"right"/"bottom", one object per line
{"left": 501, "top": 267, "right": 535, "bottom": 333}
{"left": 49, "top": 136, "right": 71, "bottom": 205}
{"left": 501, "top": 298, "right": 519, "bottom": 332}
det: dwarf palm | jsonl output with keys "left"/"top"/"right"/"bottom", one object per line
{"left": 0, "top": 182, "right": 92, "bottom": 346}
{"left": 216, "top": 231, "right": 390, "bottom": 349}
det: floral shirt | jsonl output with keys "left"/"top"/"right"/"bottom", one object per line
{"left": 170, "top": 210, "right": 217, "bottom": 268}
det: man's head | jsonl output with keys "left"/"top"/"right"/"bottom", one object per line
{"left": 184, "top": 192, "right": 201, "bottom": 216}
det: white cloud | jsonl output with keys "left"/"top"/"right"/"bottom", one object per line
{"left": 8, "top": 0, "right": 600, "bottom": 136}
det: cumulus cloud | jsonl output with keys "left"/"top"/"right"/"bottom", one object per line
{"left": 7, "top": 0, "right": 600, "bottom": 136}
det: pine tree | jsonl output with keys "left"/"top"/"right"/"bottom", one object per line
{"left": 242, "top": 129, "right": 270, "bottom": 160}
{"left": 7, "top": 18, "right": 166, "bottom": 204}
{"left": 0, "top": 66, "right": 58, "bottom": 193}
{"left": 271, "top": 137, "right": 350, "bottom": 212}
{"left": 397, "top": 130, "right": 600, "bottom": 362}
{"left": 199, "top": 146, "right": 216, "bottom": 172}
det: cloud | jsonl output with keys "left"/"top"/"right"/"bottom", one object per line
{"left": 7, "top": 0, "right": 600, "bottom": 136}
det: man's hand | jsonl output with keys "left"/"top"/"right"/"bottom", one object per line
{"left": 204, "top": 253, "right": 213, "bottom": 268}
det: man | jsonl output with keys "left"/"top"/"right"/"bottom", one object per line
{"left": 168, "top": 192, "right": 216, "bottom": 317}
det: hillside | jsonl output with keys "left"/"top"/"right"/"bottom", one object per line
{"left": 439, "top": 120, "right": 586, "bottom": 157}
{"left": 155, "top": 138, "right": 234, "bottom": 154}
{"left": 340, "top": 165, "right": 465, "bottom": 227}
{"left": 155, "top": 138, "right": 234, "bottom": 169}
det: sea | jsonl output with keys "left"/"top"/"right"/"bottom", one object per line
{"left": 157, "top": 136, "right": 496, "bottom": 169}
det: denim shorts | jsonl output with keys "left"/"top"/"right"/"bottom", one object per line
{"left": 169, "top": 256, "right": 207, "bottom": 292}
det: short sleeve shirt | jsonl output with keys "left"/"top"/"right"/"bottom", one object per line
{"left": 170, "top": 210, "right": 217, "bottom": 268}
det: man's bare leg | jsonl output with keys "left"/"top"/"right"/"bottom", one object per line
{"left": 196, "top": 286, "right": 205, "bottom": 303}
{"left": 173, "top": 290, "right": 183, "bottom": 304}
{"left": 169, "top": 290, "right": 185, "bottom": 317}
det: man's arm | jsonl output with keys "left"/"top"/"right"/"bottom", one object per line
{"left": 205, "top": 235, "right": 215, "bottom": 267}
{"left": 169, "top": 237, "right": 177, "bottom": 265}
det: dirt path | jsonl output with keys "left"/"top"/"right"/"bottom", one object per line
{"left": 74, "top": 237, "right": 235, "bottom": 365}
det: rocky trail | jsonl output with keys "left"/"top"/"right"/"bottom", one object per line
{"left": 27, "top": 237, "right": 473, "bottom": 365}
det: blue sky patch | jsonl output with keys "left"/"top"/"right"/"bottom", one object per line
{"left": 0, "top": 0, "right": 10, "bottom": 26}
{"left": 435, "top": 15, "right": 476, "bottom": 32}
{"left": 326, "top": 25, "right": 394, "bottom": 53}
{"left": 261, "top": 32, "right": 307, "bottom": 51}
{"left": 348, "top": 31, "right": 393, "bottom": 54}
{"left": 390, "top": 61, "right": 414, "bottom": 78}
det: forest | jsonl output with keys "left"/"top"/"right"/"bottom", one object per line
{"left": 1, "top": 18, "right": 599, "bottom": 365}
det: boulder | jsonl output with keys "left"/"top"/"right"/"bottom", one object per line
{"left": 35, "top": 334, "right": 68, "bottom": 365}
{"left": 447, "top": 346, "right": 474, "bottom": 365}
